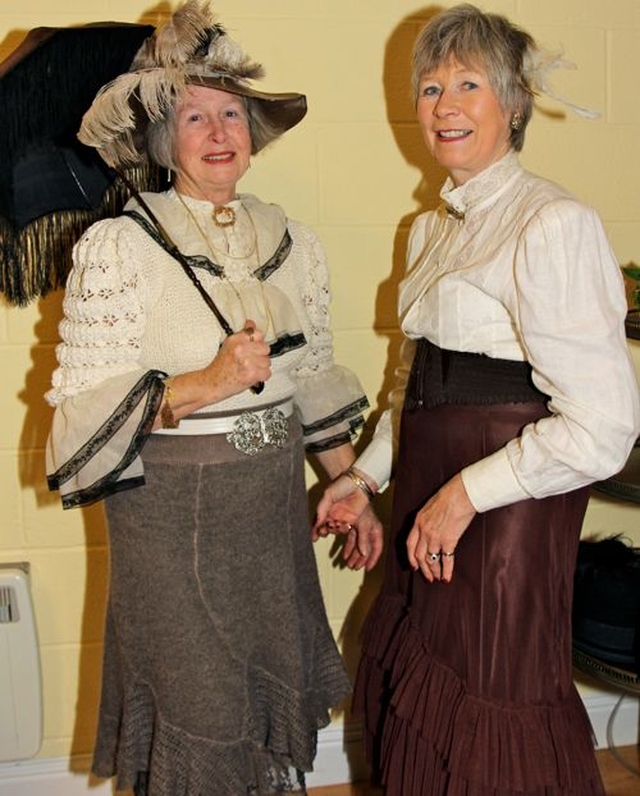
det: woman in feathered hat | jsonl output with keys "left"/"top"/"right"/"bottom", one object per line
{"left": 45, "top": 2, "right": 382, "bottom": 793}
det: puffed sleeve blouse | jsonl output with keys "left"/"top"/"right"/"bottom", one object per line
{"left": 46, "top": 190, "right": 368, "bottom": 507}
{"left": 355, "top": 151, "right": 640, "bottom": 510}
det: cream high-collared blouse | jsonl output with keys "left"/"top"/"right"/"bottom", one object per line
{"left": 356, "top": 151, "right": 640, "bottom": 511}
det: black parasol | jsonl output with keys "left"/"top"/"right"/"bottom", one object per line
{"left": 0, "top": 22, "right": 162, "bottom": 306}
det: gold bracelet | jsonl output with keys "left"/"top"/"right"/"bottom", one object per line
{"left": 343, "top": 466, "right": 376, "bottom": 501}
{"left": 160, "top": 377, "right": 180, "bottom": 429}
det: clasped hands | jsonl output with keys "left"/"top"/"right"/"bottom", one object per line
{"left": 312, "top": 468, "right": 383, "bottom": 572}
{"left": 313, "top": 470, "right": 476, "bottom": 582}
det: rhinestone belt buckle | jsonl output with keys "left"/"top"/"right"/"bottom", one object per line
{"left": 226, "top": 408, "right": 289, "bottom": 455}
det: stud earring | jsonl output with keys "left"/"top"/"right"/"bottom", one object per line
{"left": 510, "top": 112, "right": 522, "bottom": 131}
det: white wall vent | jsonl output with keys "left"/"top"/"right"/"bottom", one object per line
{"left": 0, "top": 563, "right": 42, "bottom": 762}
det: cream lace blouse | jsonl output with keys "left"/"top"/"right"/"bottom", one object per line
{"left": 46, "top": 190, "right": 367, "bottom": 507}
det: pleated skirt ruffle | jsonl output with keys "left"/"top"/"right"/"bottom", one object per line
{"left": 353, "top": 401, "right": 605, "bottom": 796}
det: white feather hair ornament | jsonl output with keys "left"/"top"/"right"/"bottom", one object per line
{"left": 523, "top": 48, "right": 601, "bottom": 120}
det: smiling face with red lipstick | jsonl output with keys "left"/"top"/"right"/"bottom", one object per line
{"left": 417, "top": 58, "right": 512, "bottom": 187}
{"left": 173, "top": 85, "right": 252, "bottom": 205}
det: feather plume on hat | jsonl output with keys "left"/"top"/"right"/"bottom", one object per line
{"left": 79, "top": 0, "right": 306, "bottom": 167}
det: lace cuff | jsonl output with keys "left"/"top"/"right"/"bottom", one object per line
{"left": 46, "top": 370, "right": 165, "bottom": 509}
{"left": 294, "top": 365, "right": 369, "bottom": 452}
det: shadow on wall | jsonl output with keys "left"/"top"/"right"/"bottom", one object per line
{"left": 372, "top": 5, "right": 447, "bottom": 420}
{"left": 16, "top": 288, "right": 110, "bottom": 765}
{"left": 8, "top": 5, "right": 176, "bottom": 769}
{"left": 305, "top": 4, "right": 453, "bottom": 777}
{"left": 342, "top": 0, "right": 451, "bottom": 648}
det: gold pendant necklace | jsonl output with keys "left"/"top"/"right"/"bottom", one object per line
{"left": 212, "top": 204, "right": 236, "bottom": 227}
{"left": 176, "top": 191, "right": 256, "bottom": 261}
{"left": 175, "top": 191, "right": 275, "bottom": 336}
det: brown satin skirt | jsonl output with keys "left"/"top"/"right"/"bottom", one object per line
{"left": 353, "top": 400, "right": 605, "bottom": 796}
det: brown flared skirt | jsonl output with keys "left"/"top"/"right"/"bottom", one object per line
{"left": 353, "top": 401, "right": 605, "bottom": 795}
{"left": 92, "top": 419, "right": 350, "bottom": 795}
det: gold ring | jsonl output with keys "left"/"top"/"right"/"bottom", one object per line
{"left": 442, "top": 551, "right": 455, "bottom": 558}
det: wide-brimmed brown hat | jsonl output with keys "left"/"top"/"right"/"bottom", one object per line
{"left": 79, "top": 0, "right": 307, "bottom": 167}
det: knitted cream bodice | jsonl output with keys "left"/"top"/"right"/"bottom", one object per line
{"left": 47, "top": 191, "right": 338, "bottom": 415}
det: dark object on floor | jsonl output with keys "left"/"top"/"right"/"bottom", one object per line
{"left": 573, "top": 534, "right": 640, "bottom": 675}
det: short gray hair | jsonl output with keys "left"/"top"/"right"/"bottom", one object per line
{"left": 412, "top": 4, "right": 536, "bottom": 151}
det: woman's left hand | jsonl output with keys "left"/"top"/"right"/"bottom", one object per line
{"left": 338, "top": 503, "right": 384, "bottom": 571}
{"left": 312, "top": 473, "right": 383, "bottom": 571}
{"left": 407, "top": 473, "right": 476, "bottom": 583}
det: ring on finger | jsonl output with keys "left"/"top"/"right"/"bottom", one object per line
{"left": 442, "top": 551, "right": 456, "bottom": 558}
{"left": 428, "top": 552, "right": 440, "bottom": 562}
{"left": 347, "top": 523, "right": 356, "bottom": 532}
{"left": 244, "top": 326, "right": 255, "bottom": 342}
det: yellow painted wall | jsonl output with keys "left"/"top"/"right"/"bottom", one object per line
{"left": 0, "top": 0, "right": 638, "bottom": 766}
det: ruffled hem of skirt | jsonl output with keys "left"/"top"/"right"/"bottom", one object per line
{"left": 353, "top": 594, "right": 605, "bottom": 796}
{"left": 92, "top": 655, "right": 350, "bottom": 796}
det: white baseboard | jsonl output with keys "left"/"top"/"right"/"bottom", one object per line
{"left": 0, "top": 693, "right": 637, "bottom": 794}
{"left": 0, "top": 723, "right": 368, "bottom": 794}
{"left": 582, "top": 691, "right": 639, "bottom": 750}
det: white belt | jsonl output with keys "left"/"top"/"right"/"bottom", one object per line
{"left": 154, "top": 399, "right": 294, "bottom": 455}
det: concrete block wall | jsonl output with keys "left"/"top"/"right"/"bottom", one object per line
{"left": 0, "top": 0, "right": 638, "bottom": 777}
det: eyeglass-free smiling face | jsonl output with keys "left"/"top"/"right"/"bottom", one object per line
{"left": 173, "top": 86, "right": 252, "bottom": 204}
{"left": 417, "top": 58, "right": 512, "bottom": 187}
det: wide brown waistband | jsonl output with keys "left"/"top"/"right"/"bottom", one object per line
{"left": 404, "top": 338, "right": 549, "bottom": 411}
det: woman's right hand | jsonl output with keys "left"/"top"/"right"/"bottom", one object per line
{"left": 407, "top": 473, "right": 476, "bottom": 583}
{"left": 201, "top": 319, "right": 271, "bottom": 401}
{"left": 312, "top": 473, "right": 384, "bottom": 571}
{"left": 152, "top": 321, "right": 271, "bottom": 430}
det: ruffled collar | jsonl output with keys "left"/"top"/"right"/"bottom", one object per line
{"left": 169, "top": 190, "right": 286, "bottom": 255}
{"left": 128, "top": 190, "right": 288, "bottom": 282}
{"left": 440, "top": 150, "right": 522, "bottom": 221}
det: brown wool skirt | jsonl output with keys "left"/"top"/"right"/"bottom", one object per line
{"left": 353, "top": 401, "right": 606, "bottom": 796}
{"left": 92, "top": 419, "right": 350, "bottom": 796}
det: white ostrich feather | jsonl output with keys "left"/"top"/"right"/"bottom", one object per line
{"left": 79, "top": 0, "right": 270, "bottom": 167}
{"left": 524, "top": 49, "right": 601, "bottom": 120}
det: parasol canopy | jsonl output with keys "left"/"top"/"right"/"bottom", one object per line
{"left": 0, "top": 21, "right": 162, "bottom": 306}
